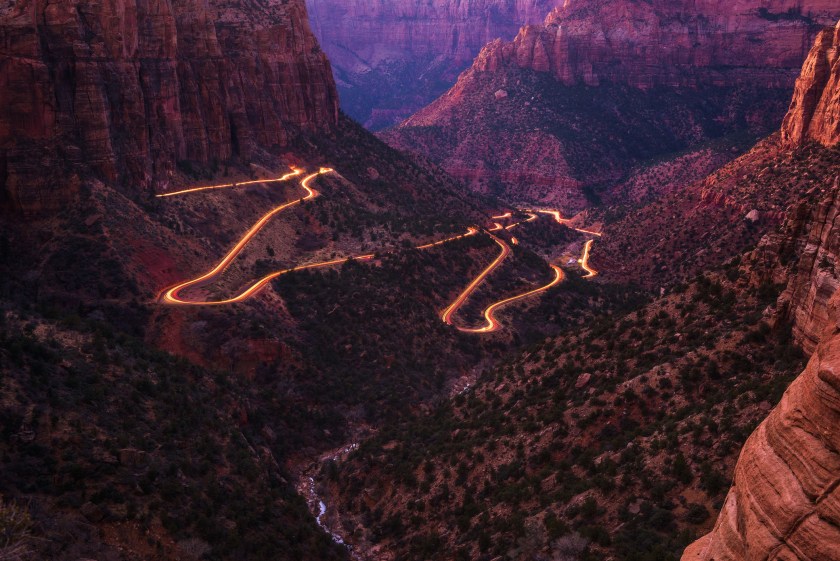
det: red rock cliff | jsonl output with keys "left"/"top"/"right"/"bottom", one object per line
{"left": 473, "top": 0, "right": 839, "bottom": 90}
{"left": 683, "top": 21, "right": 840, "bottom": 561}
{"left": 782, "top": 20, "right": 840, "bottom": 147}
{"left": 0, "top": 0, "right": 339, "bottom": 213}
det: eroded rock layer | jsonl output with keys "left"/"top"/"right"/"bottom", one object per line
{"left": 0, "top": 0, "right": 339, "bottom": 213}
{"left": 782, "top": 20, "right": 840, "bottom": 148}
{"left": 683, "top": 321, "right": 840, "bottom": 561}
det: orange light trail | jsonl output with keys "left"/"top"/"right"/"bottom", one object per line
{"left": 441, "top": 234, "right": 511, "bottom": 327}
{"left": 161, "top": 168, "right": 333, "bottom": 305}
{"left": 458, "top": 264, "right": 564, "bottom": 333}
{"left": 492, "top": 212, "right": 512, "bottom": 220}
{"left": 163, "top": 226, "right": 477, "bottom": 306}
{"left": 579, "top": 239, "right": 598, "bottom": 278}
{"left": 416, "top": 227, "right": 478, "bottom": 249}
{"left": 536, "top": 209, "right": 602, "bottom": 237}
{"left": 160, "top": 166, "right": 479, "bottom": 307}
{"left": 158, "top": 169, "right": 597, "bottom": 331}
{"left": 156, "top": 168, "right": 304, "bottom": 198}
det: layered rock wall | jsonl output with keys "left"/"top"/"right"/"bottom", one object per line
{"left": 683, "top": 317, "right": 840, "bottom": 561}
{"left": 472, "top": 0, "right": 840, "bottom": 91}
{"left": 782, "top": 20, "right": 840, "bottom": 147}
{"left": 0, "top": 0, "right": 338, "bottom": 212}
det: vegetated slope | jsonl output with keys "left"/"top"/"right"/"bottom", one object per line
{"left": 383, "top": 0, "right": 840, "bottom": 206}
{"left": 0, "top": 310, "right": 349, "bottom": 561}
{"left": 593, "top": 136, "right": 840, "bottom": 290}
{"left": 305, "top": 0, "right": 560, "bottom": 130}
{"left": 326, "top": 233, "right": 805, "bottom": 561}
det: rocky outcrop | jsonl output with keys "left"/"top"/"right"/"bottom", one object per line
{"left": 777, "top": 181, "right": 840, "bottom": 355}
{"left": 0, "top": 0, "right": 339, "bottom": 213}
{"left": 683, "top": 22, "right": 840, "bottom": 561}
{"left": 782, "top": 20, "right": 840, "bottom": 147}
{"left": 305, "top": 0, "right": 560, "bottom": 129}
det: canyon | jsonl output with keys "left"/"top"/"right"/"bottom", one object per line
{"left": 384, "top": 0, "right": 840, "bottom": 206}
{"left": 1, "top": 1, "right": 840, "bottom": 560}
{"left": 311, "top": 21, "right": 840, "bottom": 557}
{"left": 305, "top": 0, "right": 561, "bottom": 129}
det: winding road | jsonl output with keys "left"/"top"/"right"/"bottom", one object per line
{"left": 156, "top": 168, "right": 304, "bottom": 198}
{"left": 158, "top": 168, "right": 599, "bottom": 332}
{"left": 440, "top": 209, "right": 599, "bottom": 333}
{"left": 440, "top": 233, "right": 511, "bottom": 327}
{"left": 452, "top": 264, "right": 565, "bottom": 333}
{"left": 579, "top": 239, "right": 598, "bottom": 279}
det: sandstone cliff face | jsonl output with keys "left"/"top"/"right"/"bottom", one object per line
{"left": 305, "top": 0, "right": 560, "bottom": 129}
{"left": 775, "top": 180, "right": 840, "bottom": 355}
{"left": 683, "top": 307, "right": 840, "bottom": 561}
{"left": 0, "top": 0, "right": 339, "bottom": 213}
{"left": 470, "top": 0, "right": 839, "bottom": 90}
{"left": 782, "top": 20, "right": 840, "bottom": 147}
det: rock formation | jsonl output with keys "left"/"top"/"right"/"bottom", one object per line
{"left": 682, "top": 302, "right": 840, "bottom": 561}
{"left": 305, "top": 0, "right": 561, "bottom": 129}
{"left": 0, "top": 0, "right": 339, "bottom": 213}
{"left": 385, "top": 0, "right": 840, "bottom": 204}
{"left": 471, "top": 0, "right": 839, "bottom": 90}
{"left": 683, "top": 21, "right": 840, "bottom": 561}
{"left": 782, "top": 20, "right": 840, "bottom": 147}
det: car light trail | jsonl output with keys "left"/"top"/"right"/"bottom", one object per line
{"left": 536, "top": 209, "right": 603, "bottom": 237}
{"left": 579, "top": 239, "right": 598, "bottom": 278}
{"left": 160, "top": 168, "right": 333, "bottom": 304}
{"left": 458, "top": 264, "right": 564, "bottom": 333}
{"left": 158, "top": 168, "right": 599, "bottom": 331}
{"left": 440, "top": 234, "right": 511, "bottom": 326}
{"left": 160, "top": 167, "right": 479, "bottom": 306}
{"left": 156, "top": 168, "right": 304, "bottom": 198}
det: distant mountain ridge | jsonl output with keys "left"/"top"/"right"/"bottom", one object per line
{"left": 383, "top": 0, "right": 840, "bottom": 206}
{"left": 305, "top": 0, "right": 562, "bottom": 129}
